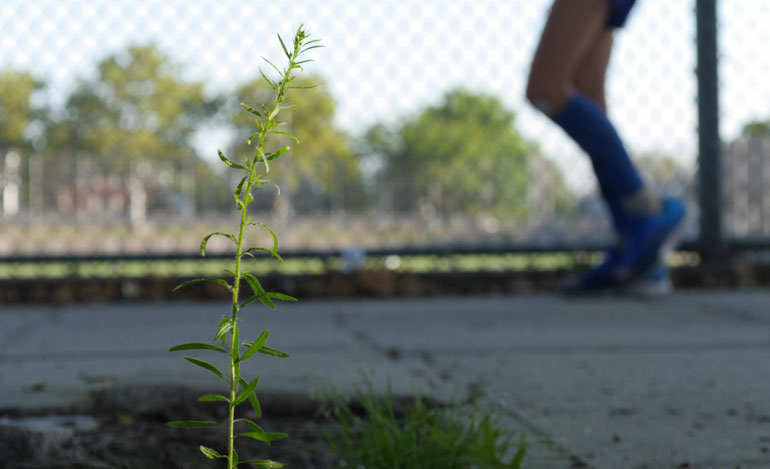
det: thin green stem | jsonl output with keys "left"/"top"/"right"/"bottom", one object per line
{"left": 223, "top": 26, "right": 313, "bottom": 469}
{"left": 228, "top": 189, "right": 248, "bottom": 468}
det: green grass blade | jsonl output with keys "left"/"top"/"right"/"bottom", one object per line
{"left": 509, "top": 439, "right": 528, "bottom": 468}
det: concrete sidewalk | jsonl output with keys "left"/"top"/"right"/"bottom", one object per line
{"left": 2, "top": 291, "right": 770, "bottom": 467}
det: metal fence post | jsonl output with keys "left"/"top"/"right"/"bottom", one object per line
{"left": 696, "top": 0, "right": 724, "bottom": 260}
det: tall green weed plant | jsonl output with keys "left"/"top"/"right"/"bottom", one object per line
{"left": 166, "top": 26, "right": 320, "bottom": 469}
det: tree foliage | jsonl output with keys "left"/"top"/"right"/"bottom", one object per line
{"left": 741, "top": 119, "right": 770, "bottom": 138}
{"left": 0, "top": 69, "right": 43, "bottom": 150}
{"left": 50, "top": 44, "right": 216, "bottom": 167}
{"left": 365, "top": 88, "right": 567, "bottom": 218}
{"left": 228, "top": 75, "right": 364, "bottom": 212}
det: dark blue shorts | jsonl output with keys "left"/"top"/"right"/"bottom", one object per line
{"left": 606, "top": 0, "right": 638, "bottom": 28}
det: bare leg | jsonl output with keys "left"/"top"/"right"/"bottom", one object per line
{"left": 525, "top": 0, "right": 610, "bottom": 116}
{"left": 573, "top": 30, "right": 614, "bottom": 113}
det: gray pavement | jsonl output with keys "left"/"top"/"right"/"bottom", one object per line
{"left": 2, "top": 291, "right": 770, "bottom": 468}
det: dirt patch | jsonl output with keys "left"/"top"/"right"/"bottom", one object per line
{"left": 0, "top": 386, "right": 339, "bottom": 469}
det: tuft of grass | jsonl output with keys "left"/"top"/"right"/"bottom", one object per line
{"left": 321, "top": 379, "right": 527, "bottom": 469}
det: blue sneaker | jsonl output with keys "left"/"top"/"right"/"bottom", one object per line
{"left": 622, "top": 264, "right": 672, "bottom": 297}
{"left": 561, "top": 261, "right": 672, "bottom": 297}
{"left": 560, "top": 246, "right": 625, "bottom": 295}
{"left": 615, "top": 196, "right": 688, "bottom": 284}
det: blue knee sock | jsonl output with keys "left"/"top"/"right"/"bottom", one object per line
{"left": 552, "top": 93, "right": 645, "bottom": 233}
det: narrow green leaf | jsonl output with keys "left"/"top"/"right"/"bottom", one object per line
{"left": 240, "top": 460, "right": 285, "bottom": 468}
{"left": 510, "top": 441, "right": 528, "bottom": 468}
{"left": 239, "top": 377, "right": 262, "bottom": 417}
{"left": 238, "top": 431, "right": 288, "bottom": 445}
{"left": 243, "top": 274, "right": 275, "bottom": 309}
{"left": 200, "top": 445, "right": 225, "bottom": 459}
{"left": 242, "top": 247, "right": 284, "bottom": 264}
{"left": 261, "top": 56, "right": 282, "bottom": 75}
{"left": 173, "top": 278, "right": 231, "bottom": 292}
{"left": 166, "top": 420, "right": 219, "bottom": 428}
{"left": 259, "top": 346, "right": 289, "bottom": 358}
{"left": 268, "top": 292, "right": 297, "bottom": 302}
{"left": 215, "top": 316, "right": 229, "bottom": 346}
{"left": 200, "top": 232, "right": 236, "bottom": 256}
{"left": 235, "top": 418, "right": 265, "bottom": 434}
{"left": 168, "top": 343, "right": 226, "bottom": 354}
{"left": 268, "top": 106, "right": 280, "bottom": 121}
{"left": 287, "top": 84, "right": 319, "bottom": 89}
{"left": 271, "top": 130, "right": 299, "bottom": 143}
{"left": 249, "top": 222, "right": 279, "bottom": 254}
{"left": 218, "top": 149, "right": 245, "bottom": 169}
{"left": 213, "top": 318, "right": 234, "bottom": 343}
{"left": 240, "top": 295, "right": 260, "bottom": 308}
{"left": 247, "top": 132, "right": 260, "bottom": 145}
{"left": 266, "top": 146, "right": 289, "bottom": 161}
{"left": 184, "top": 357, "right": 227, "bottom": 381}
{"left": 198, "top": 394, "right": 230, "bottom": 403}
{"left": 301, "top": 44, "right": 324, "bottom": 53}
{"left": 259, "top": 68, "right": 277, "bottom": 90}
{"left": 268, "top": 181, "right": 281, "bottom": 197}
{"left": 277, "top": 34, "right": 291, "bottom": 58}
{"left": 240, "top": 103, "right": 263, "bottom": 118}
{"left": 234, "top": 176, "right": 248, "bottom": 197}
{"left": 255, "top": 147, "right": 270, "bottom": 171}
{"left": 239, "top": 330, "right": 269, "bottom": 362}
{"left": 233, "top": 376, "right": 259, "bottom": 406}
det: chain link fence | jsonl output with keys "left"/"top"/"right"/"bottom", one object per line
{"left": 1, "top": 0, "right": 768, "bottom": 260}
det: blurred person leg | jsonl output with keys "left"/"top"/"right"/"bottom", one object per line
{"left": 526, "top": 0, "right": 686, "bottom": 294}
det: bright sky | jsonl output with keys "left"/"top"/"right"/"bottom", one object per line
{"left": 2, "top": 0, "right": 769, "bottom": 193}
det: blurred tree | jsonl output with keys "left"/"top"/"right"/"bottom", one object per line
{"left": 0, "top": 69, "right": 44, "bottom": 150}
{"left": 365, "top": 88, "right": 570, "bottom": 219}
{"left": 228, "top": 75, "right": 366, "bottom": 216}
{"left": 636, "top": 152, "right": 693, "bottom": 198}
{"left": 50, "top": 44, "right": 216, "bottom": 166}
{"left": 43, "top": 44, "right": 225, "bottom": 222}
{"left": 741, "top": 119, "right": 770, "bottom": 138}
